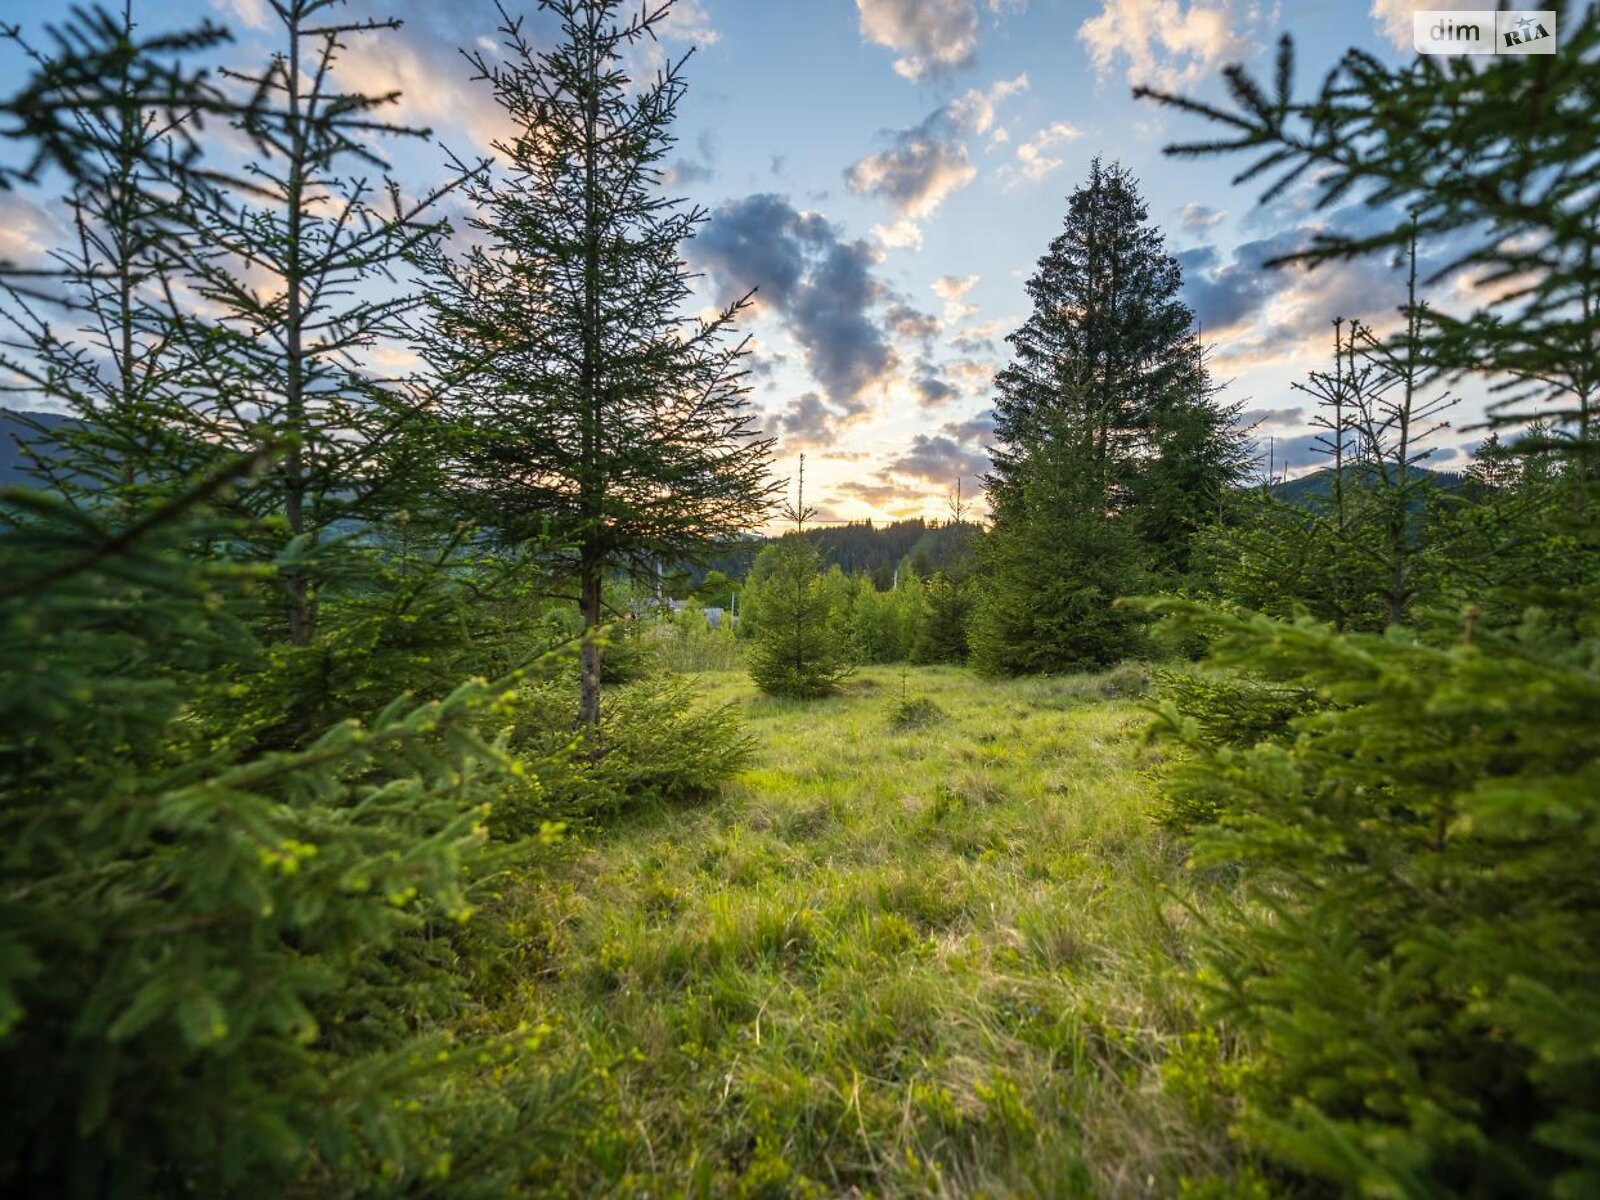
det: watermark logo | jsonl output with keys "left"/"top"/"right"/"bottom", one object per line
{"left": 1499, "top": 11, "right": 1555, "bottom": 53}
{"left": 1414, "top": 10, "right": 1556, "bottom": 56}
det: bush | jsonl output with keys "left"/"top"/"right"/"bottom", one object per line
{"left": 888, "top": 695, "right": 945, "bottom": 730}
{"left": 498, "top": 674, "right": 752, "bottom": 834}
{"left": 653, "top": 601, "right": 744, "bottom": 673}
{"left": 1147, "top": 603, "right": 1600, "bottom": 1196}
{"left": 0, "top": 498, "right": 519, "bottom": 1197}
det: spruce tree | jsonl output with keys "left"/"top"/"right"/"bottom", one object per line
{"left": 173, "top": 0, "right": 474, "bottom": 654}
{"left": 747, "top": 458, "right": 851, "bottom": 698}
{"left": 421, "top": 0, "right": 776, "bottom": 727}
{"left": 975, "top": 159, "right": 1241, "bottom": 671}
{"left": 0, "top": 12, "right": 534, "bottom": 1192}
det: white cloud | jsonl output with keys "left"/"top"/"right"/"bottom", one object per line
{"left": 1078, "top": 0, "right": 1263, "bottom": 90}
{"left": 0, "top": 195, "right": 63, "bottom": 270}
{"left": 659, "top": 0, "right": 720, "bottom": 46}
{"left": 848, "top": 139, "right": 977, "bottom": 221}
{"left": 845, "top": 74, "right": 1029, "bottom": 226}
{"left": 947, "top": 72, "right": 1029, "bottom": 136}
{"left": 334, "top": 30, "right": 514, "bottom": 153}
{"left": 874, "top": 217, "right": 925, "bottom": 250}
{"left": 932, "top": 274, "right": 981, "bottom": 302}
{"left": 1180, "top": 202, "right": 1227, "bottom": 229}
{"left": 211, "top": 0, "right": 270, "bottom": 31}
{"left": 933, "top": 273, "right": 982, "bottom": 320}
{"left": 857, "top": 0, "right": 982, "bottom": 82}
{"left": 1007, "top": 121, "right": 1084, "bottom": 184}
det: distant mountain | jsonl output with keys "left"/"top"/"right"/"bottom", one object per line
{"left": 0, "top": 409, "right": 75, "bottom": 488}
{"left": 1270, "top": 463, "right": 1465, "bottom": 507}
{"left": 694, "top": 518, "right": 981, "bottom": 588}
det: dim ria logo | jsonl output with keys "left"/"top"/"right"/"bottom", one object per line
{"left": 1414, "top": 10, "right": 1556, "bottom": 55}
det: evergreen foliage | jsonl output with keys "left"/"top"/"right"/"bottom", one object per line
{"left": 1138, "top": 7, "right": 1600, "bottom": 1192}
{"left": 911, "top": 571, "right": 974, "bottom": 665}
{"left": 1148, "top": 605, "right": 1600, "bottom": 1195}
{"left": 746, "top": 532, "right": 854, "bottom": 698}
{"left": 974, "top": 159, "right": 1247, "bottom": 673}
{"left": 420, "top": 0, "right": 776, "bottom": 727}
{"left": 0, "top": 466, "right": 528, "bottom": 1195}
{"left": 972, "top": 404, "right": 1150, "bottom": 674}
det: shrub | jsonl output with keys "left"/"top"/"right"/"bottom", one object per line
{"left": 1147, "top": 603, "right": 1600, "bottom": 1196}
{"left": 653, "top": 601, "right": 744, "bottom": 673}
{"left": 889, "top": 695, "right": 945, "bottom": 730}
{"left": 0, "top": 496, "right": 518, "bottom": 1197}
{"left": 499, "top": 674, "right": 752, "bottom": 833}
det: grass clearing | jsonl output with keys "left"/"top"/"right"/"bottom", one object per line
{"left": 475, "top": 666, "right": 1248, "bottom": 1197}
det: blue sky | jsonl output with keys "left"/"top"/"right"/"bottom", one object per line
{"left": 0, "top": 0, "right": 1500, "bottom": 522}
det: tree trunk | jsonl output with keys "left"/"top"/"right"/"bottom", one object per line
{"left": 574, "top": 27, "right": 607, "bottom": 728}
{"left": 578, "top": 555, "right": 603, "bottom": 730}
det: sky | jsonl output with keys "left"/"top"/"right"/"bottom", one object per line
{"left": 0, "top": 0, "right": 1507, "bottom": 525}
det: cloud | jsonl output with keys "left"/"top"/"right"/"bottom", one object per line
{"left": 943, "top": 410, "right": 998, "bottom": 443}
{"left": 857, "top": 0, "right": 981, "bottom": 82}
{"left": 1262, "top": 431, "right": 1337, "bottom": 472}
{"left": 940, "top": 350, "right": 992, "bottom": 382}
{"left": 946, "top": 73, "right": 1030, "bottom": 135}
{"left": 325, "top": 0, "right": 721, "bottom": 157}
{"left": 912, "top": 374, "right": 959, "bottom": 406}
{"left": 773, "top": 392, "right": 846, "bottom": 448}
{"left": 658, "top": 0, "right": 720, "bottom": 45}
{"left": 932, "top": 274, "right": 981, "bottom": 303}
{"left": 1178, "top": 233, "right": 1301, "bottom": 334}
{"left": 933, "top": 272, "right": 981, "bottom": 320}
{"left": 663, "top": 131, "right": 717, "bottom": 187}
{"left": 846, "top": 117, "right": 977, "bottom": 220}
{"left": 665, "top": 159, "right": 715, "bottom": 186}
{"left": 887, "top": 430, "right": 991, "bottom": 484}
{"left": 213, "top": 0, "right": 270, "bottom": 30}
{"left": 0, "top": 194, "right": 64, "bottom": 269}
{"left": 693, "top": 194, "right": 897, "bottom": 407}
{"left": 873, "top": 218, "right": 925, "bottom": 251}
{"left": 1180, "top": 202, "right": 1227, "bottom": 230}
{"left": 1005, "top": 120, "right": 1084, "bottom": 185}
{"left": 1237, "top": 406, "right": 1304, "bottom": 429}
{"left": 1078, "top": 0, "right": 1261, "bottom": 90}
{"left": 845, "top": 74, "right": 1028, "bottom": 240}
{"left": 833, "top": 480, "right": 908, "bottom": 507}
{"left": 325, "top": 3, "right": 527, "bottom": 153}
{"left": 885, "top": 304, "right": 942, "bottom": 342}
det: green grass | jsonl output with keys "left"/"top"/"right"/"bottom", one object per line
{"left": 474, "top": 666, "right": 1251, "bottom": 1198}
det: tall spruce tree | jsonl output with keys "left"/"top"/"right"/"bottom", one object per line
{"left": 972, "top": 396, "right": 1149, "bottom": 673}
{"left": 172, "top": 0, "right": 473, "bottom": 653}
{"left": 421, "top": 0, "right": 776, "bottom": 728}
{"left": 974, "top": 158, "right": 1244, "bottom": 673}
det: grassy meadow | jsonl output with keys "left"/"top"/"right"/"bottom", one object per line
{"left": 471, "top": 666, "right": 1254, "bottom": 1198}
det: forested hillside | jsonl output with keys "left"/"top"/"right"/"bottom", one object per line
{"left": 1, "top": 2, "right": 1596, "bottom": 1198}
